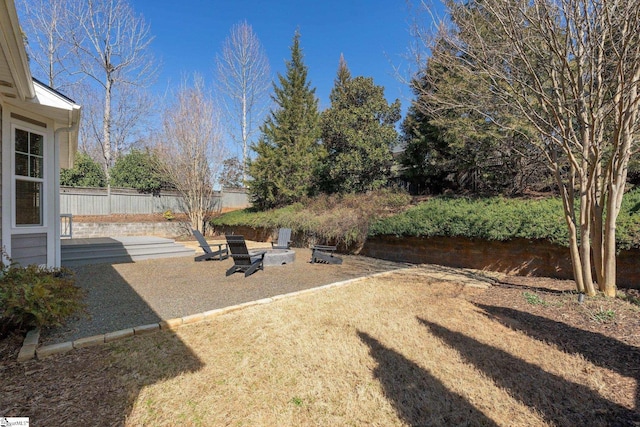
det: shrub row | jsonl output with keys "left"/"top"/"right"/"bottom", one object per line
{"left": 210, "top": 189, "right": 411, "bottom": 248}
{"left": 617, "top": 188, "right": 640, "bottom": 250}
{"left": 0, "top": 255, "right": 86, "bottom": 337}
{"left": 369, "top": 196, "right": 570, "bottom": 245}
{"left": 212, "top": 188, "right": 640, "bottom": 251}
{"left": 370, "top": 189, "right": 640, "bottom": 250}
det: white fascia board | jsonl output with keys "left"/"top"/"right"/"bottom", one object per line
{"left": 31, "top": 80, "right": 81, "bottom": 166}
{"left": 32, "top": 80, "right": 81, "bottom": 118}
{"left": 31, "top": 81, "right": 81, "bottom": 138}
{"left": 0, "top": 0, "right": 35, "bottom": 100}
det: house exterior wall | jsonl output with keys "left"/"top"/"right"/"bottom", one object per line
{"left": 11, "top": 232, "right": 46, "bottom": 265}
{"left": 2, "top": 105, "right": 56, "bottom": 266}
{"left": 0, "top": 1, "right": 79, "bottom": 268}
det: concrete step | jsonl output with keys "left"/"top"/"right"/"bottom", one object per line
{"left": 61, "top": 236, "right": 195, "bottom": 267}
{"left": 62, "top": 241, "right": 190, "bottom": 256}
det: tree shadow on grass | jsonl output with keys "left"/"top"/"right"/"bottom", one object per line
{"left": 1, "top": 264, "right": 204, "bottom": 426}
{"left": 489, "top": 280, "right": 570, "bottom": 295}
{"left": 357, "top": 330, "right": 498, "bottom": 426}
{"left": 474, "top": 303, "right": 640, "bottom": 415}
{"left": 418, "top": 318, "right": 640, "bottom": 427}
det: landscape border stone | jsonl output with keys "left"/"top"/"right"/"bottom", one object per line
{"left": 73, "top": 334, "right": 105, "bottom": 348}
{"left": 17, "top": 329, "right": 40, "bottom": 362}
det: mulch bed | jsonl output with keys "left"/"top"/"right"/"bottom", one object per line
{"left": 470, "top": 275, "right": 640, "bottom": 420}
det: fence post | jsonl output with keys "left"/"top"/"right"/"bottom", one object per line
{"left": 107, "top": 184, "right": 112, "bottom": 215}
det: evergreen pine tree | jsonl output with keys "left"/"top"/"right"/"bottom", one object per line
{"left": 321, "top": 57, "right": 401, "bottom": 193}
{"left": 331, "top": 53, "right": 351, "bottom": 102}
{"left": 399, "top": 97, "right": 453, "bottom": 194}
{"left": 248, "top": 30, "right": 323, "bottom": 209}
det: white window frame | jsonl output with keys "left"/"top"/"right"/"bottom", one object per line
{"left": 11, "top": 123, "right": 47, "bottom": 230}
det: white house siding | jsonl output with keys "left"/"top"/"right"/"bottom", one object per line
{"left": 0, "top": 1, "right": 80, "bottom": 268}
{"left": 4, "top": 110, "right": 51, "bottom": 266}
{"left": 11, "top": 233, "right": 46, "bottom": 266}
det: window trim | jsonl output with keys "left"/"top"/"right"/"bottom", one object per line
{"left": 11, "top": 123, "right": 47, "bottom": 230}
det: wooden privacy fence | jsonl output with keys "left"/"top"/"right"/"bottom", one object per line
{"left": 60, "top": 186, "right": 249, "bottom": 216}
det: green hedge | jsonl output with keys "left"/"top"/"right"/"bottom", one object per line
{"left": 616, "top": 188, "right": 640, "bottom": 250}
{"left": 211, "top": 188, "right": 640, "bottom": 250}
{"left": 369, "top": 196, "right": 569, "bottom": 245}
{"left": 370, "top": 189, "right": 640, "bottom": 250}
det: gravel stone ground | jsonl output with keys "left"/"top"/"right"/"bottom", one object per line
{"left": 42, "top": 242, "right": 411, "bottom": 345}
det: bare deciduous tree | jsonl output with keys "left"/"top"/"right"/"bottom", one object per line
{"left": 414, "top": 0, "right": 640, "bottom": 296}
{"left": 66, "top": 0, "right": 158, "bottom": 179}
{"left": 215, "top": 21, "right": 271, "bottom": 183}
{"left": 19, "top": 0, "right": 72, "bottom": 90}
{"left": 72, "top": 81, "right": 154, "bottom": 160}
{"left": 157, "top": 75, "right": 226, "bottom": 234}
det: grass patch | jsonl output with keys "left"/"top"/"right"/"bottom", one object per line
{"left": 588, "top": 307, "right": 617, "bottom": 324}
{"left": 617, "top": 290, "right": 640, "bottom": 307}
{"left": 523, "top": 291, "right": 547, "bottom": 306}
{"left": 290, "top": 396, "right": 304, "bottom": 407}
{"left": 2, "top": 270, "right": 638, "bottom": 426}
{"left": 110, "top": 274, "right": 640, "bottom": 425}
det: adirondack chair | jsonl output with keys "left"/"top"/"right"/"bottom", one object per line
{"left": 192, "top": 229, "right": 229, "bottom": 262}
{"left": 225, "top": 235, "right": 267, "bottom": 277}
{"left": 310, "top": 244, "right": 343, "bottom": 265}
{"left": 271, "top": 228, "right": 292, "bottom": 250}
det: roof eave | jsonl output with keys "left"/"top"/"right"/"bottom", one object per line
{"left": 0, "top": 0, "right": 35, "bottom": 100}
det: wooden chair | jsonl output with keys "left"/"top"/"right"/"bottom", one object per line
{"left": 271, "top": 228, "right": 292, "bottom": 250}
{"left": 192, "top": 229, "right": 228, "bottom": 261}
{"left": 225, "top": 235, "right": 266, "bottom": 277}
{"left": 310, "top": 244, "right": 342, "bottom": 264}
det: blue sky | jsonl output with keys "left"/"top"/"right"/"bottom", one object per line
{"left": 132, "top": 0, "right": 426, "bottom": 112}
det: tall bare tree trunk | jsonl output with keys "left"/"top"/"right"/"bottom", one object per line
{"left": 603, "top": 191, "right": 618, "bottom": 297}
{"left": 103, "top": 77, "right": 112, "bottom": 181}
{"left": 591, "top": 169, "right": 605, "bottom": 287}
{"left": 242, "top": 91, "right": 248, "bottom": 182}
{"left": 215, "top": 21, "right": 271, "bottom": 185}
{"left": 557, "top": 178, "right": 587, "bottom": 294}
{"left": 64, "top": 0, "right": 157, "bottom": 178}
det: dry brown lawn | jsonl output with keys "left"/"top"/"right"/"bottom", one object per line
{"left": 1, "top": 268, "right": 639, "bottom": 426}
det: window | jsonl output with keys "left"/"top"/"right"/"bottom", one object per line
{"left": 14, "top": 128, "right": 44, "bottom": 226}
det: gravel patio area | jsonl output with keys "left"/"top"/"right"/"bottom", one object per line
{"left": 42, "top": 242, "right": 410, "bottom": 345}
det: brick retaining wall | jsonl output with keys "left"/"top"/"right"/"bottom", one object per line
{"left": 71, "top": 221, "right": 191, "bottom": 238}
{"left": 360, "top": 235, "right": 640, "bottom": 289}
{"left": 212, "top": 225, "right": 314, "bottom": 247}
{"left": 214, "top": 225, "right": 274, "bottom": 242}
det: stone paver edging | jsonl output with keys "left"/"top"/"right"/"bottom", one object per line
{"left": 18, "top": 266, "right": 492, "bottom": 361}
